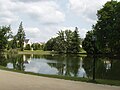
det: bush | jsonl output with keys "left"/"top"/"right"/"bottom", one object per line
{"left": 25, "top": 44, "right": 31, "bottom": 50}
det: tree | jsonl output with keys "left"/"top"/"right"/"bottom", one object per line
{"left": 71, "top": 27, "right": 81, "bottom": 53}
{"left": 65, "top": 30, "right": 73, "bottom": 53}
{"left": 55, "top": 30, "right": 66, "bottom": 53}
{"left": 82, "top": 31, "right": 94, "bottom": 54}
{"left": 113, "top": 1, "right": 120, "bottom": 53}
{"left": 16, "top": 22, "right": 25, "bottom": 51}
{"left": 11, "top": 36, "right": 17, "bottom": 49}
{"left": 31, "top": 43, "right": 43, "bottom": 50}
{"left": 94, "top": 0, "right": 118, "bottom": 53}
{"left": 83, "top": 0, "right": 120, "bottom": 54}
{"left": 0, "top": 26, "right": 11, "bottom": 53}
{"left": 45, "top": 27, "right": 81, "bottom": 53}
{"left": 25, "top": 44, "right": 31, "bottom": 50}
{"left": 44, "top": 38, "right": 56, "bottom": 51}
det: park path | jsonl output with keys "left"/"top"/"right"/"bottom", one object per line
{"left": 0, "top": 70, "right": 120, "bottom": 90}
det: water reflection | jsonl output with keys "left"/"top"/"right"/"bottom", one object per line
{"left": 0, "top": 54, "right": 7, "bottom": 67}
{"left": 83, "top": 55, "right": 120, "bottom": 80}
{"left": 1, "top": 54, "right": 120, "bottom": 80}
{"left": 6, "top": 54, "right": 25, "bottom": 71}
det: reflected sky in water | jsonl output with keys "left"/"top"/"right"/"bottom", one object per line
{"left": 24, "top": 59, "right": 58, "bottom": 74}
{"left": 7, "top": 54, "right": 87, "bottom": 77}
{"left": 4, "top": 54, "right": 120, "bottom": 80}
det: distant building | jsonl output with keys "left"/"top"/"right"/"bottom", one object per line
{"left": 24, "top": 39, "right": 32, "bottom": 47}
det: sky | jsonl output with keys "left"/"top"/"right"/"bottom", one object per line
{"left": 0, "top": 0, "right": 116, "bottom": 42}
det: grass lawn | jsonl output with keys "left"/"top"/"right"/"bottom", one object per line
{"left": 17, "top": 50, "right": 87, "bottom": 57}
{"left": 18, "top": 50, "right": 87, "bottom": 55}
{"left": 18, "top": 50, "right": 55, "bottom": 55}
{"left": 0, "top": 65, "right": 120, "bottom": 86}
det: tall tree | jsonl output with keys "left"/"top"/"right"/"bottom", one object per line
{"left": 83, "top": 0, "right": 120, "bottom": 54}
{"left": 45, "top": 27, "right": 81, "bottom": 53}
{"left": 11, "top": 36, "right": 17, "bottom": 49}
{"left": 113, "top": 1, "right": 120, "bottom": 53}
{"left": 82, "top": 31, "right": 94, "bottom": 54}
{"left": 16, "top": 22, "right": 25, "bottom": 51}
{"left": 71, "top": 27, "right": 81, "bottom": 53}
{"left": 0, "top": 26, "right": 11, "bottom": 53}
{"left": 65, "top": 30, "right": 73, "bottom": 53}
{"left": 56, "top": 30, "right": 66, "bottom": 53}
{"left": 44, "top": 38, "right": 56, "bottom": 51}
{"left": 94, "top": 0, "right": 118, "bottom": 53}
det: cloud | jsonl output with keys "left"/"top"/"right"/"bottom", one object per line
{"left": 68, "top": 0, "right": 109, "bottom": 23}
{"left": 24, "top": 26, "right": 89, "bottom": 43}
{"left": 60, "top": 26, "right": 88, "bottom": 38}
{"left": 25, "top": 59, "right": 58, "bottom": 74}
{"left": 24, "top": 2, "right": 65, "bottom": 24}
{"left": 0, "top": 0, "right": 18, "bottom": 25}
{"left": 0, "top": 0, "right": 65, "bottom": 25}
{"left": 0, "top": 11, "right": 18, "bottom": 25}
{"left": 12, "top": 0, "right": 65, "bottom": 24}
{"left": 13, "top": 0, "right": 57, "bottom": 2}
{"left": 80, "top": 28, "right": 88, "bottom": 38}
{"left": 0, "top": 0, "right": 113, "bottom": 42}
{"left": 24, "top": 26, "right": 88, "bottom": 43}
{"left": 25, "top": 27, "right": 46, "bottom": 42}
{"left": 0, "top": 0, "right": 65, "bottom": 42}
{"left": 25, "top": 26, "right": 59, "bottom": 42}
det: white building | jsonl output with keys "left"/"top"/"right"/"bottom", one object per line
{"left": 24, "top": 39, "right": 32, "bottom": 47}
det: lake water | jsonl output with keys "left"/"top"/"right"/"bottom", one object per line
{"left": 0, "top": 54, "right": 120, "bottom": 80}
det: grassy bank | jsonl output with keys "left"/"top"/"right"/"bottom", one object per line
{"left": 0, "top": 66, "right": 120, "bottom": 86}
{"left": 18, "top": 50, "right": 56, "bottom": 55}
{"left": 18, "top": 50, "right": 87, "bottom": 57}
{"left": 5, "top": 49, "right": 87, "bottom": 55}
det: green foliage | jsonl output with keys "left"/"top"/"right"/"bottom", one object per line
{"left": 0, "top": 26, "right": 11, "bottom": 53}
{"left": 11, "top": 36, "right": 17, "bottom": 49}
{"left": 71, "top": 27, "right": 81, "bottom": 53}
{"left": 25, "top": 44, "right": 31, "bottom": 50}
{"left": 82, "top": 31, "right": 94, "bottom": 54}
{"left": 65, "top": 30, "right": 73, "bottom": 53}
{"left": 45, "top": 27, "right": 81, "bottom": 53}
{"left": 94, "top": 0, "right": 118, "bottom": 53}
{"left": 83, "top": 0, "right": 120, "bottom": 54}
{"left": 44, "top": 38, "right": 56, "bottom": 51}
{"left": 0, "top": 54, "right": 7, "bottom": 67}
{"left": 31, "top": 43, "right": 44, "bottom": 50}
{"left": 95, "top": 0, "right": 120, "bottom": 54}
{"left": 16, "top": 22, "right": 26, "bottom": 51}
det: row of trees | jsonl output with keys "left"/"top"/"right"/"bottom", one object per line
{"left": 0, "top": 22, "right": 26, "bottom": 52}
{"left": 8, "top": 22, "right": 26, "bottom": 51}
{"left": 25, "top": 43, "right": 44, "bottom": 50}
{"left": 82, "top": 0, "right": 120, "bottom": 54}
{"left": 1, "top": 25, "right": 81, "bottom": 53}
{"left": 45, "top": 27, "right": 82, "bottom": 53}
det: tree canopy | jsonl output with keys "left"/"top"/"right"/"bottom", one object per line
{"left": 82, "top": 0, "right": 120, "bottom": 54}
{"left": 16, "top": 22, "right": 26, "bottom": 51}
{"left": 45, "top": 27, "right": 81, "bottom": 53}
{"left": 0, "top": 26, "right": 11, "bottom": 53}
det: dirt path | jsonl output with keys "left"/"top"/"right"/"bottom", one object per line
{"left": 0, "top": 70, "right": 120, "bottom": 90}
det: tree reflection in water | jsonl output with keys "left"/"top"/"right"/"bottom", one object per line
{"left": 1, "top": 54, "right": 120, "bottom": 80}
{"left": 83, "top": 55, "right": 120, "bottom": 80}
{"left": 7, "top": 54, "right": 25, "bottom": 71}
{"left": 47, "top": 55, "right": 87, "bottom": 77}
{"left": 0, "top": 54, "right": 7, "bottom": 67}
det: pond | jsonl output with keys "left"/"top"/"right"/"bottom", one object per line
{"left": 0, "top": 54, "right": 120, "bottom": 80}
